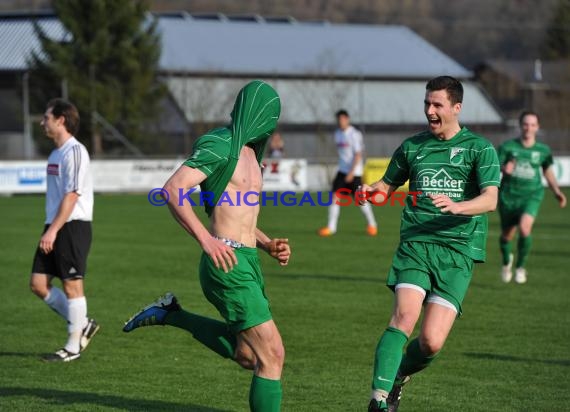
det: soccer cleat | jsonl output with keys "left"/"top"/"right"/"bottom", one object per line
{"left": 386, "top": 374, "right": 411, "bottom": 412}
{"left": 367, "top": 225, "right": 378, "bottom": 236}
{"left": 515, "top": 268, "right": 527, "bottom": 284}
{"left": 43, "top": 348, "right": 80, "bottom": 362}
{"left": 123, "top": 292, "right": 181, "bottom": 332}
{"left": 368, "top": 398, "right": 388, "bottom": 412}
{"left": 80, "top": 318, "right": 100, "bottom": 352}
{"left": 501, "top": 253, "right": 514, "bottom": 283}
{"left": 318, "top": 227, "right": 334, "bottom": 237}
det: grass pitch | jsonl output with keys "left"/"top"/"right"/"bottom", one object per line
{"left": 0, "top": 190, "right": 569, "bottom": 411}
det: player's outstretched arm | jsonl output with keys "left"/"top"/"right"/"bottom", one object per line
{"left": 163, "top": 165, "right": 237, "bottom": 273}
{"left": 255, "top": 228, "right": 290, "bottom": 266}
{"left": 358, "top": 179, "right": 399, "bottom": 205}
{"left": 430, "top": 186, "right": 498, "bottom": 215}
{"left": 543, "top": 166, "right": 567, "bottom": 208}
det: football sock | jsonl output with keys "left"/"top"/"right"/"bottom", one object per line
{"left": 499, "top": 237, "right": 512, "bottom": 265}
{"left": 165, "top": 310, "right": 236, "bottom": 359}
{"left": 398, "top": 337, "right": 438, "bottom": 377}
{"left": 327, "top": 203, "right": 340, "bottom": 232}
{"left": 249, "top": 375, "right": 282, "bottom": 412}
{"left": 371, "top": 326, "right": 408, "bottom": 394}
{"left": 516, "top": 235, "right": 532, "bottom": 268}
{"left": 65, "top": 296, "right": 88, "bottom": 354}
{"left": 44, "top": 287, "right": 68, "bottom": 321}
{"left": 360, "top": 202, "right": 377, "bottom": 227}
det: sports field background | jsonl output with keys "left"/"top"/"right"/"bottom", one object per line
{"left": 1, "top": 190, "right": 569, "bottom": 411}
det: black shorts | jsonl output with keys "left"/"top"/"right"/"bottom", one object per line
{"left": 31, "top": 220, "right": 92, "bottom": 280}
{"left": 332, "top": 171, "right": 363, "bottom": 199}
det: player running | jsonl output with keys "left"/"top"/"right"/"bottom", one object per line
{"left": 123, "top": 81, "right": 290, "bottom": 412}
{"left": 318, "top": 109, "right": 378, "bottom": 237}
{"left": 360, "top": 76, "right": 501, "bottom": 411}
{"left": 498, "top": 111, "right": 566, "bottom": 284}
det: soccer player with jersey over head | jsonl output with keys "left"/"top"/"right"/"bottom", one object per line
{"left": 360, "top": 76, "right": 501, "bottom": 411}
{"left": 122, "top": 81, "right": 290, "bottom": 412}
{"left": 29, "top": 99, "right": 99, "bottom": 362}
{"left": 497, "top": 111, "right": 567, "bottom": 284}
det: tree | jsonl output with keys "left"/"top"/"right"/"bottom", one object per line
{"left": 29, "top": 0, "right": 164, "bottom": 156}
{"left": 542, "top": 0, "right": 570, "bottom": 58}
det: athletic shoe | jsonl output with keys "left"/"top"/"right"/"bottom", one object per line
{"left": 367, "top": 225, "right": 378, "bottom": 236}
{"left": 501, "top": 253, "right": 514, "bottom": 283}
{"left": 318, "top": 227, "right": 334, "bottom": 237}
{"left": 80, "top": 318, "right": 100, "bottom": 352}
{"left": 515, "top": 268, "right": 527, "bottom": 284}
{"left": 387, "top": 375, "right": 411, "bottom": 412}
{"left": 368, "top": 399, "right": 388, "bottom": 412}
{"left": 43, "top": 348, "right": 80, "bottom": 362}
{"left": 123, "top": 292, "right": 181, "bottom": 332}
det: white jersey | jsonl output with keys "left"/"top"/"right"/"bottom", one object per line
{"left": 334, "top": 125, "right": 364, "bottom": 176}
{"left": 45, "top": 137, "right": 93, "bottom": 224}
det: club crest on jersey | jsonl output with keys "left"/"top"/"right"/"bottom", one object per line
{"left": 450, "top": 147, "right": 465, "bottom": 165}
{"left": 531, "top": 151, "right": 540, "bottom": 163}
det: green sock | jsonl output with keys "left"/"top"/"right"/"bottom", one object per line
{"left": 398, "top": 337, "right": 438, "bottom": 377}
{"left": 371, "top": 326, "right": 408, "bottom": 392}
{"left": 249, "top": 375, "right": 282, "bottom": 412}
{"left": 516, "top": 235, "right": 532, "bottom": 268}
{"left": 165, "top": 309, "right": 236, "bottom": 359}
{"left": 499, "top": 237, "right": 512, "bottom": 265}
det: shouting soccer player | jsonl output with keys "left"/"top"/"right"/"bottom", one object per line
{"left": 498, "top": 111, "right": 567, "bottom": 284}
{"left": 360, "top": 76, "right": 501, "bottom": 411}
{"left": 123, "top": 81, "right": 290, "bottom": 412}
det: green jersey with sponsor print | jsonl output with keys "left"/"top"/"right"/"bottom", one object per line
{"left": 382, "top": 127, "right": 501, "bottom": 262}
{"left": 497, "top": 138, "right": 553, "bottom": 199}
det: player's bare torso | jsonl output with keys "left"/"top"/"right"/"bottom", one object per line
{"left": 210, "top": 145, "right": 261, "bottom": 247}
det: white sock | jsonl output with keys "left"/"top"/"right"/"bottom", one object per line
{"left": 65, "top": 297, "right": 88, "bottom": 353}
{"left": 360, "top": 202, "right": 377, "bottom": 227}
{"left": 64, "top": 330, "right": 82, "bottom": 354}
{"left": 371, "top": 389, "right": 389, "bottom": 402}
{"left": 44, "top": 287, "right": 69, "bottom": 321}
{"left": 327, "top": 203, "right": 340, "bottom": 232}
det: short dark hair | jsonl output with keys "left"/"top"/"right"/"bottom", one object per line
{"left": 335, "top": 109, "right": 349, "bottom": 118}
{"left": 47, "top": 98, "right": 80, "bottom": 136}
{"left": 426, "top": 76, "right": 463, "bottom": 105}
{"left": 519, "top": 110, "right": 540, "bottom": 125}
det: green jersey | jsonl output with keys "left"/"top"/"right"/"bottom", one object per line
{"left": 183, "top": 81, "right": 281, "bottom": 216}
{"left": 383, "top": 127, "right": 501, "bottom": 262}
{"left": 497, "top": 138, "right": 553, "bottom": 199}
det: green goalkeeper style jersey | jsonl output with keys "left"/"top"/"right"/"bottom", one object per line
{"left": 497, "top": 138, "right": 553, "bottom": 199}
{"left": 383, "top": 127, "right": 501, "bottom": 262}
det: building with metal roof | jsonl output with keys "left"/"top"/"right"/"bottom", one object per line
{"left": 0, "top": 12, "right": 505, "bottom": 159}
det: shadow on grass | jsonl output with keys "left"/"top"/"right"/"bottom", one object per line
{"left": 0, "top": 352, "right": 43, "bottom": 358}
{"left": 0, "top": 387, "right": 230, "bottom": 411}
{"left": 464, "top": 352, "right": 570, "bottom": 367}
{"left": 275, "top": 272, "right": 381, "bottom": 283}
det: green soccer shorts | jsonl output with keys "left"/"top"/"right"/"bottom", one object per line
{"left": 498, "top": 193, "right": 543, "bottom": 230}
{"left": 386, "top": 241, "right": 474, "bottom": 315}
{"left": 199, "top": 247, "right": 272, "bottom": 333}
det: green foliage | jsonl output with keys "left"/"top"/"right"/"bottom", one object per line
{"left": 542, "top": 0, "right": 570, "bottom": 58}
{"left": 0, "top": 190, "right": 569, "bottom": 410}
{"left": 29, "top": 0, "right": 164, "bottom": 154}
